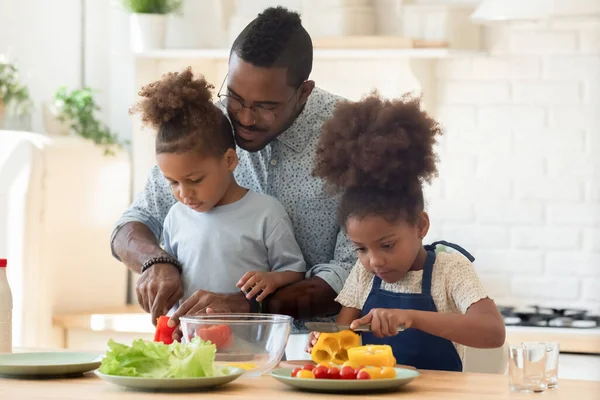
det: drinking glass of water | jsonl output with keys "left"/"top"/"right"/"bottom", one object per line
{"left": 542, "top": 342, "right": 560, "bottom": 389}
{"left": 509, "top": 342, "right": 548, "bottom": 393}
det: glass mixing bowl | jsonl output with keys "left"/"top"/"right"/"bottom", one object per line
{"left": 180, "top": 313, "right": 292, "bottom": 377}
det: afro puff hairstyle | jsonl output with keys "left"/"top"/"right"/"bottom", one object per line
{"left": 313, "top": 92, "right": 443, "bottom": 226}
{"left": 130, "top": 67, "right": 234, "bottom": 156}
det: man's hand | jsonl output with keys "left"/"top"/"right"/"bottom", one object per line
{"left": 136, "top": 263, "right": 183, "bottom": 325}
{"left": 168, "top": 290, "right": 250, "bottom": 329}
{"left": 350, "top": 308, "right": 414, "bottom": 338}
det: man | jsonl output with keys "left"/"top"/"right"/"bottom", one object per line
{"left": 110, "top": 7, "right": 355, "bottom": 332}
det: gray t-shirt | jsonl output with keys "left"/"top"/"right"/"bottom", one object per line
{"left": 163, "top": 191, "right": 306, "bottom": 301}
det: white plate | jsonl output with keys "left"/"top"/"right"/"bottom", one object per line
{"left": 95, "top": 367, "right": 245, "bottom": 391}
{"left": 271, "top": 367, "right": 420, "bottom": 392}
{"left": 0, "top": 352, "right": 102, "bottom": 378}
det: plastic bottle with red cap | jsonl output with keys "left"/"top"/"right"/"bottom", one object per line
{"left": 0, "top": 258, "right": 12, "bottom": 353}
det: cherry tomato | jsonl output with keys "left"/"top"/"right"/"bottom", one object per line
{"left": 356, "top": 370, "right": 371, "bottom": 380}
{"left": 296, "top": 369, "right": 315, "bottom": 379}
{"left": 359, "top": 367, "right": 381, "bottom": 379}
{"left": 291, "top": 367, "right": 302, "bottom": 377}
{"left": 328, "top": 367, "right": 340, "bottom": 380}
{"left": 303, "top": 363, "right": 315, "bottom": 371}
{"left": 340, "top": 366, "right": 357, "bottom": 380}
{"left": 317, "top": 362, "right": 331, "bottom": 369}
{"left": 313, "top": 366, "right": 329, "bottom": 379}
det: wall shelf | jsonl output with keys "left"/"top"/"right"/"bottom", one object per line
{"left": 134, "top": 48, "right": 484, "bottom": 61}
{"left": 130, "top": 46, "right": 485, "bottom": 194}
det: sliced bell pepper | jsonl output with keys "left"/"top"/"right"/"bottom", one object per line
{"left": 154, "top": 316, "right": 176, "bottom": 345}
{"left": 348, "top": 345, "right": 396, "bottom": 367}
{"left": 311, "top": 330, "right": 361, "bottom": 365}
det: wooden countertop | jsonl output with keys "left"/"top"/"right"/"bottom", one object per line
{"left": 2, "top": 369, "right": 599, "bottom": 399}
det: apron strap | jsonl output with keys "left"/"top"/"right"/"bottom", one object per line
{"left": 421, "top": 249, "right": 436, "bottom": 295}
{"left": 425, "top": 240, "right": 475, "bottom": 262}
{"left": 372, "top": 275, "right": 383, "bottom": 289}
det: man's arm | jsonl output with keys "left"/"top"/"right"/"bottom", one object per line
{"left": 263, "top": 276, "right": 340, "bottom": 319}
{"left": 263, "top": 229, "right": 356, "bottom": 319}
{"left": 110, "top": 165, "right": 177, "bottom": 272}
{"left": 111, "top": 166, "right": 184, "bottom": 323}
{"left": 113, "top": 222, "right": 169, "bottom": 274}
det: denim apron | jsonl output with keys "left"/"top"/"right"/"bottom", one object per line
{"left": 360, "top": 240, "right": 475, "bottom": 372}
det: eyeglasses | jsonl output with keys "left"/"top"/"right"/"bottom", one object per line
{"left": 216, "top": 75, "right": 300, "bottom": 125}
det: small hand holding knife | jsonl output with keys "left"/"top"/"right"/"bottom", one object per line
{"left": 305, "top": 322, "right": 406, "bottom": 334}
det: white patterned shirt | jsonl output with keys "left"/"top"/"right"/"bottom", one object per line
{"left": 335, "top": 251, "right": 490, "bottom": 361}
{"left": 110, "top": 87, "right": 356, "bottom": 331}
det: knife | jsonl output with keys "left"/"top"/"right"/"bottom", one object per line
{"left": 305, "top": 322, "right": 405, "bottom": 333}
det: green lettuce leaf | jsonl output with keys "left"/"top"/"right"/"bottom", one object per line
{"left": 99, "top": 337, "right": 219, "bottom": 378}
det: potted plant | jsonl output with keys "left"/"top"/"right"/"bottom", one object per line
{"left": 0, "top": 55, "right": 33, "bottom": 129}
{"left": 122, "top": 0, "right": 183, "bottom": 52}
{"left": 53, "top": 86, "right": 128, "bottom": 156}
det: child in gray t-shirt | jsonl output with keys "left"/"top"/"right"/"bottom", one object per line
{"left": 130, "top": 68, "right": 305, "bottom": 309}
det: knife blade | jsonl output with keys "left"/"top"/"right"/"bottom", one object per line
{"left": 305, "top": 322, "right": 405, "bottom": 333}
{"left": 305, "top": 322, "right": 371, "bottom": 333}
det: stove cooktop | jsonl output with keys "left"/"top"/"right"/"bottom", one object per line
{"left": 499, "top": 306, "right": 600, "bottom": 329}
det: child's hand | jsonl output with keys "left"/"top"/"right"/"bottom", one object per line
{"left": 236, "top": 271, "right": 277, "bottom": 302}
{"left": 350, "top": 308, "right": 414, "bottom": 338}
{"left": 304, "top": 331, "right": 320, "bottom": 353}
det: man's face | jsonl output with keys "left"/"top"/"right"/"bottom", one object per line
{"left": 221, "top": 53, "right": 313, "bottom": 152}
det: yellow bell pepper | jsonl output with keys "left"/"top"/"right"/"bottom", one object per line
{"left": 311, "top": 330, "right": 361, "bottom": 365}
{"left": 348, "top": 345, "right": 396, "bottom": 367}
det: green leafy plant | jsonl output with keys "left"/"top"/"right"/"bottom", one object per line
{"left": 54, "top": 86, "right": 128, "bottom": 156}
{"left": 0, "top": 55, "right": 34, "bottom": 118}
{"left": 121, "top": 0, "right": 182, "bottom": 14}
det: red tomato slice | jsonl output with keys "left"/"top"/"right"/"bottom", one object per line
{"left": 195, "top": 325, "right": 233, "bottom": 349}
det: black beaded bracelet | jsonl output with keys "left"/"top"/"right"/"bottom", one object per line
{"left": 141, "top": 256, "right": 183, "bottom": 274}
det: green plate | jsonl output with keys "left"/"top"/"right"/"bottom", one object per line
{"left": 0, "top": 352, "right": 102, "bottom": 378}
{"left": 270, "top": 367, "right": 420, "bottom": 393}
{"left": 95, "top": 367, "right": 244, "bottom": 391}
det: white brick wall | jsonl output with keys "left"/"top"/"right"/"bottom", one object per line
{"left": 433, "top": 18, "right": 600, "bottom": 311}
{"left": 512, "top": 277, "right": 581, "bottom": 301}
{"left": 508, "top": 30, "right": 579, "bottom": 55}
{"left": 584, "top": 229, "right": 600, "bottom": 251}
{"left": 512, "top": 82, "right": 581, "bottom": 105}
{"left": 510, "top": 227, "right": 581, "bottom": 250}
{"left": 546, "top": 252, "right": 600, "bottom": 276}
{"left": 474, "top": 250, "right": 544, "bottom": 273}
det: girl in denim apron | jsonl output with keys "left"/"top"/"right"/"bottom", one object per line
{"left": 308, "top": 93, "right": 506, "bottom": 372}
